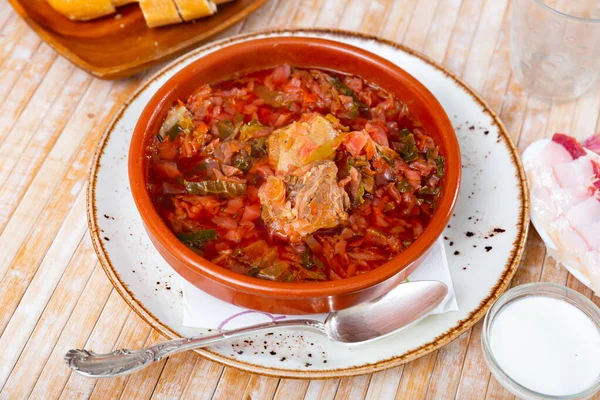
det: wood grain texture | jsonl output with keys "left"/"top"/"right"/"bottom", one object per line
{"left": 0, "top": 0, "right": 599, "bottom": 399}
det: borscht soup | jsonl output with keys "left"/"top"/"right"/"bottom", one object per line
{"left": 146, "top": 64, "right": 445, "bottom": 282}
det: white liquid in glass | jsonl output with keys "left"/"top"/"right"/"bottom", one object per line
{"left": 490, "top": 296, "right": 600, "bottom": 396}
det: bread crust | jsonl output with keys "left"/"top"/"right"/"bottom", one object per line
{"left": 173, "top": 0, "right": 217, "bottom": 21}
{"left": 47, "top": 0, "right": 115, "bottom": 20}
{"left": 139, "top": 0, "right": 182, "bottom": 28}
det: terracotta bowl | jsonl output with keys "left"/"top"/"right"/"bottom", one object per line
{"left": 129, "top": 37, "right": 461, "bottom": 314}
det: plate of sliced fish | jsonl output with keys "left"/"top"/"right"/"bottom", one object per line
{"left": 523, "top": 133, "right": 600, "bottom": 293}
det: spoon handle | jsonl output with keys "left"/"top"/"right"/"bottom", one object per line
{"left": 65, "top": 319, "right": 324, "bottom": 378}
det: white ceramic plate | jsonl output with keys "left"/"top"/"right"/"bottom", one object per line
{"left": 88, "top": 29, "right": 529, "bottom": 378}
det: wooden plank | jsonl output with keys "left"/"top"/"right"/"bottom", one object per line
{"left": 0, "top": 27, "right": 42, "bottom": 114}
{"left": 380, "top": 0, "right": 418, "bottom": 43}
{"left": 0, "top": 17, "right": 31, "bottom": 76}
{"left": 303, "top": 379, "right": 340, "bottom": 400}
{"left": 0, "top": 43, "right": 58, "bottom": 149}
{"left": 338, "top": 0, "right": 371, "bottom": 31}
{"left": 0, "top": 3, "right": 15, "bottom": 32}
{"left": 0, "top": 74, "right": 141, "bottom": 289}
{"left": 483, "top": 2, "right": 528, "bottom": 143}
{"left": 422, "top": 0, "right": 462, "bottom": 63}
{"left": 269, "top": 0, "right": 302, "bottom": 29}
{"left": 567, "top": 273, "right": 594, "bottom": 301}
{"left": 0, "top": 79, "right": 112, "bottom": 277}
{"left": 0, "top": 55, "right": 76, "bottom": 201}
{"left": 211, "top": 21, "right": 244, "bottom": 42}
{"left": 211, "top": 367, "right": 252, "bottom": 399}
{"left": 26, "top": 266, "right": 113, "bottom": 399}
{"left": 273, "top": 379, "right": 310, "bottom": 400}
{"left": 0, "top": 68, "right": 91, "bottom": 226}
{"left": 314, "top": 0, "right": 349, "bottom": 28}
{"left": 240, "top": 374, "right": 280, "bottom": 400}
{"left": 424, "top": 331, "right": 470, "bottom": 400}
{"left": 461, "top": 0, "right": 509, "bottom": 92}
{"left": 292, "top": 0, "right": 325, "bottom": 28}
{"left": 0, "top": 10, "right": 17, "bottom": 37}
{"left": 402, "top": 0, "right": 440, "bottom": 51}
{"left": 544, "top": 100, "right": 577, "bottom": 139}
{"left": 478, "top": 1, "right": 512, "bottom": 114}
{"left": 0, "top": 191, "right": 88, "bottom": 387}
{"left": 453, "top": 322, "right": 490, "bottom": 400}
{"left": 150, "top": 352, "right": 198, "bottom": 400}
{"left": 514, "top": 97, "right": 551, "bottom": 151}
{"left": 241, "top": 0, "right": 280, "bottom": 32}
{"left": 0, "top": 234, "right": 96, "bottom": 398}
{"left": 442, "top": 0, "right": 485, "bottom": 75}
{"left": 571, "top": 85, "right": 600, "bottom": 137}
{"left": 395, "top": 351, "right": 437, "bottom": 399}
{"left": 359, "top": 0, "right": 394, "bottom": 36}
{"left": 180, "top": 357, "right": 224, "bottom": 400}
{"left": 484, "top": 379, "right": 515, "bottom": 400}
{"left": 496, "top": 77, "right": 529, "bottom": 143}
{"left": 364, "top": 367, "right": 402, "bottom": 400}
{"left": 0, "top": 118, "right": 123, "bottom": 333}
{"left": 334, "top": 375, "right": 371, "bottom": 400}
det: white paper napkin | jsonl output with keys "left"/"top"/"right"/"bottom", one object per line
{"left": 182, "top": 239, "right": 457, "bottom": 330}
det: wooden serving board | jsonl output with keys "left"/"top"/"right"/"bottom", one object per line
{"left": 7, "top": 0, "right": 268, "bottom": 79}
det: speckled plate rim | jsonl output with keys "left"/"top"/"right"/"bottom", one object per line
{"left": 87, "top": 28, "right": 530, "bottom": 379}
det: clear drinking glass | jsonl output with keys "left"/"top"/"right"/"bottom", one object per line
{"left": 511, "top": 0, "right": 600, "bottom": 101}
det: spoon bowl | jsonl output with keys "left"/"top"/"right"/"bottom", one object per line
{"left": 325, "top": 280, "right": 448, "bottom": 343}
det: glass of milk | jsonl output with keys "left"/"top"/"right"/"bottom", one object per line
{"left": 482, "top": 282, "right": 600, "bottom": 399}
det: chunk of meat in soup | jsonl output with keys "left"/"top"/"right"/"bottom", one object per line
{"left": 258, "top": 160, "right": 350, "bottom": 243}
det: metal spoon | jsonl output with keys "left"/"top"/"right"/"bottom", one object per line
{"left": 65, "top": 280, "right": 447, "bottom": 378}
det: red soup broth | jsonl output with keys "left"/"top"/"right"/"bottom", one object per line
{"left": 146, "top": 64, "right": 445, "bottom": 282}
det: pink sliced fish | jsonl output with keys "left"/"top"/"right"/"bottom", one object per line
{"left": 553, "top": 157, "right": 594, "bottom": 188}
{"left": 547, "top": 248, "right": 600, "bottom": 293}
{"left": 578, "top": 221, "right": 600, "bottom": 250}
{"left": 530, "top": 140, "right": 574, "bottom": 167}
{"left": 527, "top": 164, "right": 592, "bottom": 224}
{"left": 564, "top": 197, "right": 600, "bottom": 227}
{"left": 548, "top": 216, "right": 598, "bottom": 252}
{"left": 525, "top": 133, "right": 600, "bottom": 293}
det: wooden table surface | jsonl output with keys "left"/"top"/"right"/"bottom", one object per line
{"left": 0, "top": 0, "right": 599, "bottom": 399}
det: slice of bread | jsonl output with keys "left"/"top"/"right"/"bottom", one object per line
{"left": 46, "top": 0, "right": 235, "bottom": 25}
{"left": 172, "top": 0, "right": 217, "bottom": 21}
{"left": 138, "top": 0, "right": 182, "bottom": 27}
{"left": 47, "top": 0, "right": 115, "bottom": 20}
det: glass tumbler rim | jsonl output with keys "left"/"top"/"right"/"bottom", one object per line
{"left": 481, "top": 282, "right": 600, "bottom": 400}
{"left": 532, "top": 0, "right": 600, "bottom": 24}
